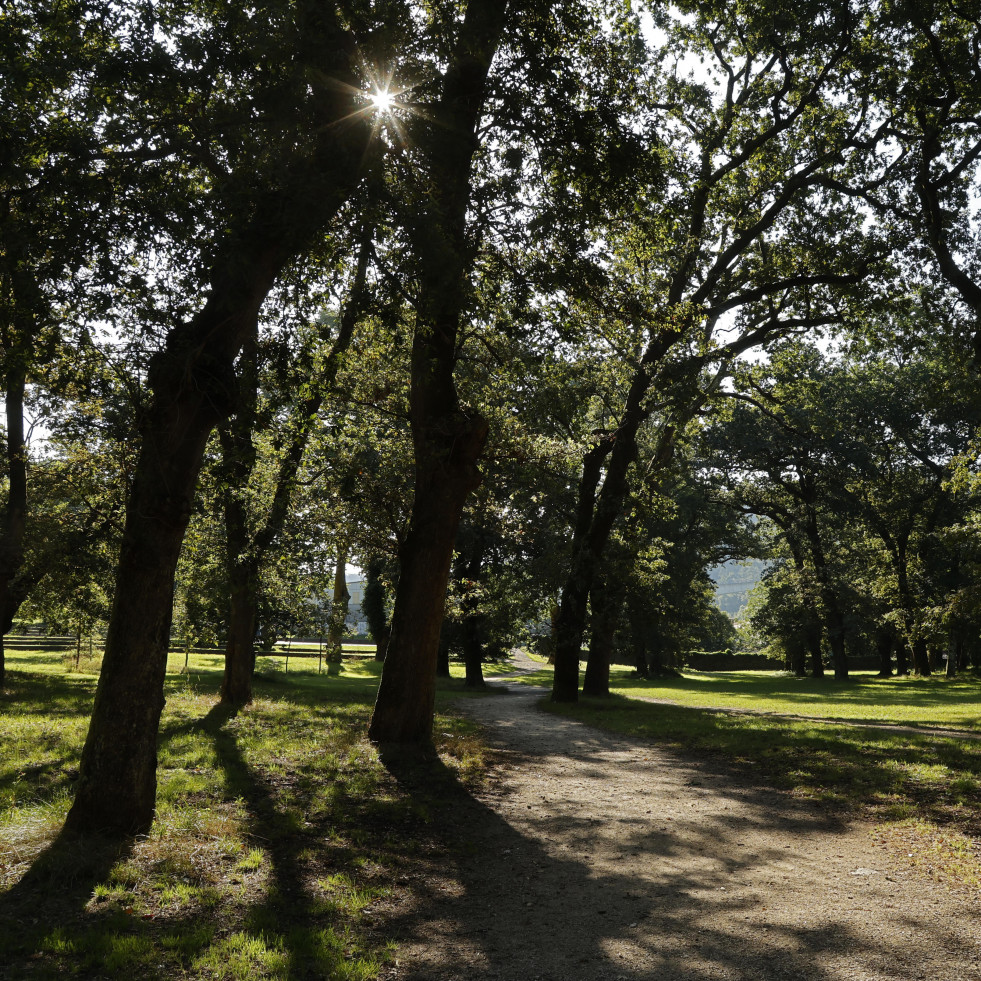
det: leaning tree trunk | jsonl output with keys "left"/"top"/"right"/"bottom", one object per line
{"left": 552, "top": 318, "right": 690, "bottom": 703}
{"left": 0, "top": 359, "right": 28, "bottom": 690}
{"left": 368, "top": 401, "right": 487, "bottom": 743}
{"left": 368, "top": 0, "right": 507, "bottom": 745}
{"left": 63, "top": 251, "right": 288, "bottom": 836}
{"left": 551, "top": 437, "right": 615, "bottom": 701}
{"left": 63, "top": 18, "right": 369, "bottom": 835}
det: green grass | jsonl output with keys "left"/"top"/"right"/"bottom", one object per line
{"left": 513, "top": 662, "right": 981, "bottom": 730}
{"left": 0, "top": 649, "right": 488, "bottom": 980}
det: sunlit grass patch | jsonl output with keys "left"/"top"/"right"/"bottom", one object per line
{"left": 518, "top": 661, "right": 981, "bottom": 729}
{"left": 1, "top": 652, "right": 486, "bottom": 980}
{"left": 875, "top": 819, "right": 981, "bottom": 892}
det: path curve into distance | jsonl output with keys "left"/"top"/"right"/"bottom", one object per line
{"left": 379, "top": 663, "right": 980, "bottom": 981}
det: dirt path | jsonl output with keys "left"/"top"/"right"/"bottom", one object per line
{"left": 379, "top": 670, "right": 981, "bottom": 981}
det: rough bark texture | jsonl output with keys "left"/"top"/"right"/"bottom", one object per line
{"left": 369, "top": 413, "right": 488, "bottom": 743}
{"left": 63, "top": 13, "right": 369, "bottom": 837}
{"left": 369, "top": 0, "right": 507, "bottom": 745}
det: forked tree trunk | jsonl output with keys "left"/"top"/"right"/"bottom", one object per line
{"left": 552, "top": 321, "right": 692, "bottom": 703}
{"left": 551, "top": 437, "right": 615, "bottom": 701}
{"left": 218, "top": 230, "right": 371, "bottom": 704}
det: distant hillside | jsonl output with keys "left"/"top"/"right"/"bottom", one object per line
{"left": 710, "top": 559, "right": 768, "bottom": 618}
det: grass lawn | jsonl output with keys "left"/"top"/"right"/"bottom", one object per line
{"left": 512, "top": 662, "right": 981, "bottom": 729}
{"left": 0, "top": 649, "right": 493, "bottom": 980}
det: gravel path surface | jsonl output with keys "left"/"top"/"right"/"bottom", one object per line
{"left": 379, "top": 663, "right": 981, "bottom": 981}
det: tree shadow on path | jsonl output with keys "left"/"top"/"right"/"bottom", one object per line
{"left": 377, "top": 689, "right": 980, "bottom": 981}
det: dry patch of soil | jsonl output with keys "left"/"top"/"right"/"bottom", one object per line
{"left": 378, "top": 675, "right": 981, "bottom": 981}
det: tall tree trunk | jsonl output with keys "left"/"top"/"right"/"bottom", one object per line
{"left": 582, "top": 569, "right": 625, "bottom": 697}
{"left": 436, "top": 634, "right": 451, "bottom": 678}
{"left": 222, "top": 558, "right": 261, "bottom": 704}
{"left": 788, "top": 545, "right": 824, "bottom": 678}
{"left": 219, "top": 326, "right": 260, "bottom": 705}
{"left": 946, "top": 638, "right": 958, "bottom": 678}
{"left": 458, "top": 531, "right": 488, "bottom": 689}
{"left": 363, "top": 557, "right": 390, "bottom": 662}
{"left": 911, "top": 636, "right": 931, "bottom": 676}
{"left": 63, "top": 17, "right": 369, "bottom": 835}
{"left": 551, "top": 436, "right": 615, "bottom": 701}
{"left": 896, "top": 639, "right": 910, "bottom": 676}
{"left": 369, "top": 0, "right": 507, "bottom": 745}
{"left": 218, "top": 228, "right": 371, "bottom": 704}
{"left": 369, "top": 412, "right": 487, "bottom": 743}
{"left": 326, "top": 548, "right": 350, "bottom": 674}
{"left": 462, "top": 614, "right": 485, "bottom": 689}
{"left": 552, "top": 316, "right": 699, "bottom": 703}
{"left": 0, "top": 360, "right": 28, "bottom": 689}
{"left": 802, "top": 503, "right": 848, "bottom": 680}
{"left": 875, "top": 626, "right": 894, "bottom": 678}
